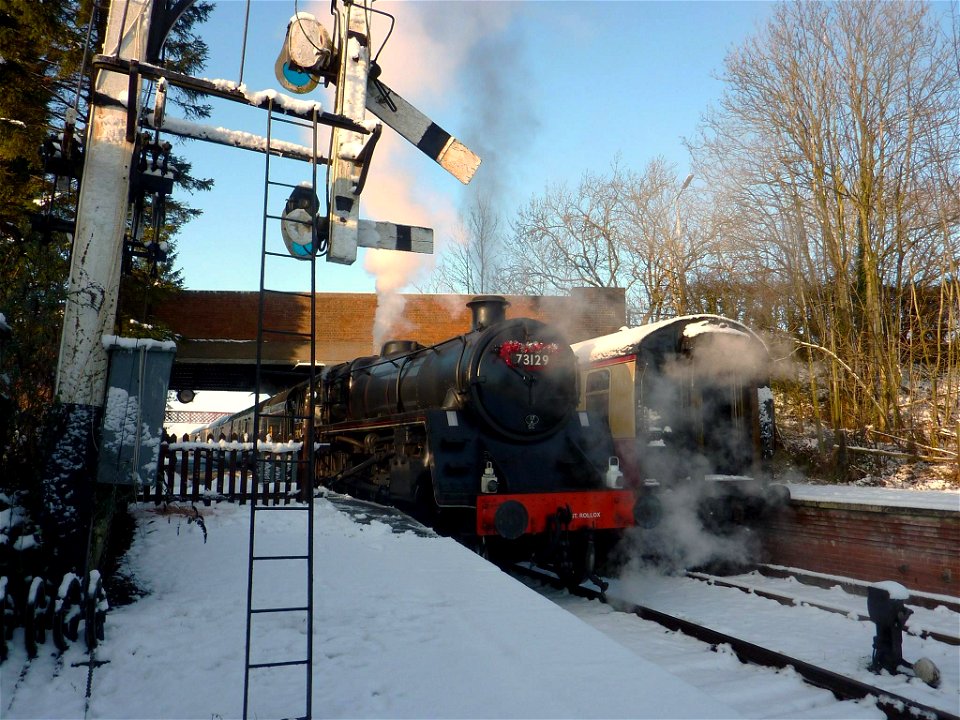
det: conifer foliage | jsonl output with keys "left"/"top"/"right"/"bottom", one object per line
{"left": 0, "top": 1, "right": 212, "bottom": 514}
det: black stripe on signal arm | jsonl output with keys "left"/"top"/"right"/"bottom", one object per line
{"left": 396, "top": 225, "right": 412, "bottom": 252}
{"left": 417, "top": 123, "right": 450, "bottom": 161}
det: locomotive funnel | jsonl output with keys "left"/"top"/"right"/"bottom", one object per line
{"left": 467, "top": 295, "right": 510, "bottom": 331}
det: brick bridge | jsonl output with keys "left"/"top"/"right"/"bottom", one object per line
{"left": 154, "top": 287, "right": 627, "bottom": 394}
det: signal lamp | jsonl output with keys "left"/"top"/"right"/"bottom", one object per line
{"left": 274, "top": 12, "right": 333, "bottom": 95}
{"left": 281, "top": 185, "right": 321, "bottom": 259}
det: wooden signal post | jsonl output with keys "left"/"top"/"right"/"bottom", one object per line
{"left": 41, "top": 0, "right": 156, "bottom": 576}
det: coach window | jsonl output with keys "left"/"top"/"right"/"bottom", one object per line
{"left": 585, "top": 369, "right": 610, "bottom": 422}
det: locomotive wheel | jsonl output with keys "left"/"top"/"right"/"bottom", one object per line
{"left": 23, "top": 577, "right": 51, "bottom": 659}
{"left": 52, "top": 574, "right": 82, "bottom": 651}
{"left": 83, "top": 572, "right": 108, "bottom": 651}
{"left": 557, "top": 543, "right": 592, "bottom": 590}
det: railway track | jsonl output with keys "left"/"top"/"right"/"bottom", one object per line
{"left": 753, "top": 564, "right": 960, "bottom": 614}
{"left": 512, "top": 564, "right": 959, "bottom": 720}
{"left": 686, "top": 568, "right": 960, "bottom": 647}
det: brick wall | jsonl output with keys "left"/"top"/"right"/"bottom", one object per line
{"left": 155, "top": 288, "right": 627, "bottom": 365}
{"left": 759, "top": 500, "right": 959, "bottom": 596}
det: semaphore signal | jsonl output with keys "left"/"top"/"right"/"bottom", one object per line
{"left": 274, "top": 4, "right": 481, "bottom": 263}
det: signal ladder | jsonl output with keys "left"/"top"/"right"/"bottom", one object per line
{"left": 242, "top": 101, "right": 323, "bottom": 720}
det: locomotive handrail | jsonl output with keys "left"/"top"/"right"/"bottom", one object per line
{"left": 453, "top": 335, "right": 468, "bottom": 398}
{"left": 393, "top": 352, "right": 413, "bottom": 414}
{"left": 351, "top": 334, "right": 464, "bottom": 376}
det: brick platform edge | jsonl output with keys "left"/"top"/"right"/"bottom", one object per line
{"left": 759, "top": 499, "right": 959, "bottom": 596}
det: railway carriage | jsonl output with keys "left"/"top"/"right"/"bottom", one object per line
{"left": 572, "top": 315, "right": 787, "bottom": 529}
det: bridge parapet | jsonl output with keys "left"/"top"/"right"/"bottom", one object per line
{"left": 154, "top": 289, "right": 627, "bottom": 392}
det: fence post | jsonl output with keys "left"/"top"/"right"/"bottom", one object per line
{"left": 215, "top": 445, "right": 225, "bottom": 499}
{"left": 202, "top": 446, "right": 213, "bottom": 502}
{"left": 178, "top": 448, "right": 189, "bottom": 501}
{"left": 151, "top": 442, "right": 167, "bottom": 504}
{"left": 238, "top": 449, "right": 246, "bottom": 504}
{"left": 227, "top": 446, "right": 238, "bottom": 499}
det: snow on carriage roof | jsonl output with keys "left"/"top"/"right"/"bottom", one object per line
{"left": 571, "top": 314, "right": 764, "bottom": 365}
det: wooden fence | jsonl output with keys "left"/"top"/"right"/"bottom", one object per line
{"left": 149, "top": 441, "right": 308, "bottom": 504}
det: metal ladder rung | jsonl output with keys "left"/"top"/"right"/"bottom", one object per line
{"left": 270, "top": 113, "right": 316, "bottom": 130}
{"left": 264, "top": 249, "right": 314, "bottom": 260}
{"left": 265, "top": 212, "right": 310, "bottom": 224}
{"left": 252, "top": 554, "right": 310, "bottom": 561}
{"left": 266, "top": 178, "right": 312, "bottom": 190}
{"left": 251, "top": 605, "right": 309, "bottom": 615}
{"left": 248, "top": 659, "right": 309, "bottom": 670}
{"left": 260, "top": 328, "right": 314, "bottom": 339}
{"left": 262, "top": 288, "right": 314, "bottom": 299}
{"left": 250, "top": 505, "right": 310, "bottom": 512}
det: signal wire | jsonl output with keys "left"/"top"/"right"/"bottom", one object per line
{"left": 239, "top": 0, "right": 252, "bottom": 86}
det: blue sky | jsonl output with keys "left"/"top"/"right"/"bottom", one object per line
{"left": 168, "top": 1, "right": 775, "bottom": 294}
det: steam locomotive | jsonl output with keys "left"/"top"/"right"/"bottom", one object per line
{"left": 193, "top": 296, "right": 643, "bottom": 585}
{"left": 317, "top": 296, "right": 640, "bottom": 584}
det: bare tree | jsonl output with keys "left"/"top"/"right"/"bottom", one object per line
{"left": 504, "top": 163, "right": 628, "bottom": 294}
{"left": 428, "top": 192, "right": 505, "bottom": 294}
{"left": 689, "top": 0, "right": 959, "bottom": 438}
{"left": 502, "top": 159, "right": 706, "bottom": 323}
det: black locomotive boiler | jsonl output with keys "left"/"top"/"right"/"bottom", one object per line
{"left": 317, "top": 296, "right": 639, "bottom": 583}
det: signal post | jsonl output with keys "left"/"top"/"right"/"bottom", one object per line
{"left": 41, "top": 0, "right": 155, "bottom": 576}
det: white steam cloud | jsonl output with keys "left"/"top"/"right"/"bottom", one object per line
{"left": 356, "top": 1, "right": 529, "bottom": 344}
{"left": 300, "top": 1, "right": 534, "bottom": 344}
{"left": 620, "top": 483, "right": 765, "bottom": 575}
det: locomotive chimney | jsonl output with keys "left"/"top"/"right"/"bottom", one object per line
{"left": 467, "top": 295, "right": 510, "bottom": 331}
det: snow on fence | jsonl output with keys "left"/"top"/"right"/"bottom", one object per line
{"left": 151, "top": 440, "right": 307, "bottom": 504}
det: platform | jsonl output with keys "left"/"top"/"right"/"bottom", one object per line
{"left": 761, "top": 484, "right": 959, "bottom": 596}
{"left": 1, "top": 496, "right": 742, "bottom": 719}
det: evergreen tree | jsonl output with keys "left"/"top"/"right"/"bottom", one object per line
{"left": 0, "top": 0, "right": 213, "bottom": 545}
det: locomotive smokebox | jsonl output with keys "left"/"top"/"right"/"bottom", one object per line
{"left": 467, "top": 295, "right": 510, "bottom": 331}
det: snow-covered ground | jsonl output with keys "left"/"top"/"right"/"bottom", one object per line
{"left": 2, "top": 496, "right": 735, "bottom": 719}
{"left": 601, "top": 566, "right": 958, "bottom": 715}
{"left": 2, "top": 488, "right": 957, "bottom": 719}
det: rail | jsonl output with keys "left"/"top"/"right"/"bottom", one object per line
{"left": 511, "top": 564, "right": 959, "bottom": 720}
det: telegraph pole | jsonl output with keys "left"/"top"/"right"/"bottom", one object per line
{"left": 42, "top": 0, "right": 154, "bottom": 574}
